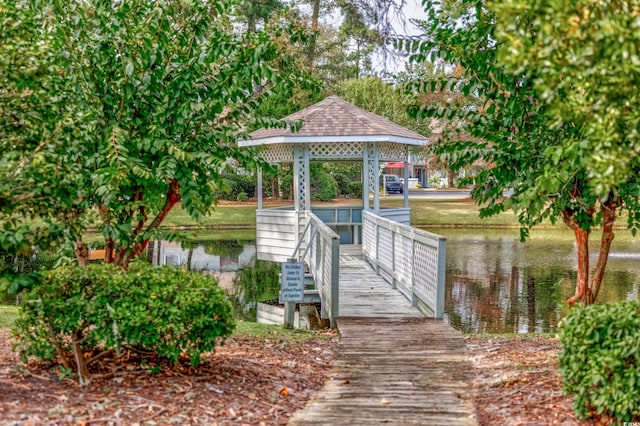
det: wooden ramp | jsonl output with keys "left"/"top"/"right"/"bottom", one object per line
{"left": 337, "top": 245, "right": 422, "bottom": 318}
{"left": 289, "top": 248, "right": 476, "bottom": 425}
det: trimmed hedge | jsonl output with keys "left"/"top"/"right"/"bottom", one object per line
{"left": 558, "top": 301, "right": 640, "bottom": 422}
{"left": 346, "top": 181, "right": 362, "bottom": 198}
{"left": 15, "top": 262, "right": 235, "bottom": 371}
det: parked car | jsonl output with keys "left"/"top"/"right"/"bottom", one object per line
{"left": 380, "top": 174, "right": 404, "bottom": 194}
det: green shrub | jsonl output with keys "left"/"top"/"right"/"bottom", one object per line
{"left": 311, "top": 172, "right": 338, "bottom": 202}
{"left": 279, "top": 173, "right": 293, "bottom": 200}
{"left": 347, "top": 181, "right": 362, "bottom": 198}
{"left": 558, "top": 301, "right": 640, "bottom": 422}
{"left": 236, "top": 191, "right": 249, "bottom": 202}
{"left": 332, "top": 171, "right": 351, "bottom": 197}
{"left": 15, "top": 262, "right": 235, "bottom": 375}
{"left": 212, "top": 174, "right": 255, "bottom": 201}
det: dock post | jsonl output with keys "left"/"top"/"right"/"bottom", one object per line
{"left": 284, "top": 302, "right": 296, "bottom": 329}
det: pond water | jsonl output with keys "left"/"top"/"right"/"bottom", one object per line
{"left": 427, "top": 227, "right": 640, "bottom": 334}
{"left": 158, "top": 228, "right": 640, "bottom": 334}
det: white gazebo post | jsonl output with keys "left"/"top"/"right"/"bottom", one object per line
{"left": 293, "top": 144, "right": 311, "bottom": 211}
{"left": 257, "top": 167, "right": 263, "bottom": 210}
{"left": 403, "top": 148, "right": 410, "bottom": 209}
{"left": 369, "top": 143, "right": 380, "bottom": 211}
{"left": 363, "top": 144, "right": 370, "bottom": 211}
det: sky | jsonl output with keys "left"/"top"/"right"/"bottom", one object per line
{"left": 377, "top": 0, "right": 429, "bottom": 75}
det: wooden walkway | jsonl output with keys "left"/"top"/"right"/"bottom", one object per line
{"left": 289, "top": 247, "right": 476, "bottom": 425}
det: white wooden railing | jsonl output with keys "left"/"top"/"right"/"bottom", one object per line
{"left": 292, "top": 211, "right": 340, "bottom": 327}
{"left": 362, "top": 210, "right": 446, "bottom": 318}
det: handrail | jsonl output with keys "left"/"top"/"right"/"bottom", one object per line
{"left": 362, "top": 210, "right": 446, "bottom": 318}
{"left": 290, "top": 218, "right": 313, "bottom": 261}
{"left": 293, "top": 211, "right": 340, "bottom": 327}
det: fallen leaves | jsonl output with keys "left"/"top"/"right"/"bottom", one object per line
{"left": 0, "top": 329, "right": 338, "bottom": 425}
{"left": 0, "top": 329, "right": 610, "bottom": 425}
{"left": 467, "top": 336, "right": 594, "bottom": 426}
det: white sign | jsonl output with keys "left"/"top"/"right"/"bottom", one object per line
{"left": 280, "top": 262, "right": 304, "bottom": 302}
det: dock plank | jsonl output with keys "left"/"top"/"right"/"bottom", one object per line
{"left": 289, "top": 318, "right": 476, "bottom": 425}
{"left": 289, "top": 249, "right": 476, "bottom": 425}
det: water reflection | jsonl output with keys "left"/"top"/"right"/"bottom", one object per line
{"left": 154, "top": 228, "right": 640, "bottom": 334}
{"left": 146, "top": 239, "right": 256, "bottom": 292}
{"left": 428, "top": 228, "right": 640, "bottom": 334}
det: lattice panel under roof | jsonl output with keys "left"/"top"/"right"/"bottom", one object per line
{"left": 308, "top": 142, "right": 363, "bottom": 159}
{"left": 379, "top": 142, "right": 407, "bottom": 161}
{"left": 257, "top": 141, "right": 410, "bottom": 163}
{"left": 258, "top": 144, "right": 293, "bottom": 163}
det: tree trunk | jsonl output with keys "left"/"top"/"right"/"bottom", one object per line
{"left": 589, "top": 199, "right": 618, "bottom": 302}
{"left": 563, "top": 210, "right": 593, "bottom": 306}
{"left": 187, "top": 248, "right": 193, "bottom": 271}
{"left": 105, "top": 238, "right": 114, "bottom": 263}
{"left": 74, "top": 238, "right": 89, "bottom": 267}
{"left": 47, "top": 321, "right": 71, "bottom": 371}
{"left": 307, "top": 0, "right": 321, "bottom": 73}
{"left": 447, "top": 168, "right": 455, "bottom": 188}
{"left": 118, "top": 179, "right": 181, "bottom": 267}
{"left": 72, "top": 330, "right": 90, "bottom": 386}
{"left": 527, "top": 274, "right": 536, "bottom": 332}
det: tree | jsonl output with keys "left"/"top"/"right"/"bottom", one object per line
{"left": 403, "top": 0, "right": 640, "bottom": 306}
{"left": 1, "top": 1, "right": 85, "bottom": 291}
{"left": 235, "top": 0, "right": 284, "bottom": 32}
{"left": 333, "top": 76, "right": 431, "bottom": 136}
{"left": 493, "top": 0, "right": 640, "bottom": 196}
{"left": 0, "top": 0, "right": 313, "bottom": 275}
{"left": 396, "top": 61, "right": 485, "bottom": 188}
{"left": 302, "top": 0, "right": 408, "bottom": 82}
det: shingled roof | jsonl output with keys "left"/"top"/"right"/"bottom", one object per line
{"left": 240, "top": 96, "right": 427, "bottom": 146}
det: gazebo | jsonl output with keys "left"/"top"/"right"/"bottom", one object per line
{"left": 239, "top": 96, "right": 428, "bottom": 260}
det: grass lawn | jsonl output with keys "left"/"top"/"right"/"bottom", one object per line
{"left": 233, "top": 320, "right": 335, "bottom": 341}
{"left": 380, "top": 198, "right": 526, "bottom": 227}
{"left": 158, "top": 196, "right": 534, "bottom": 229}
{"left": 164, "top": 203, "right": 260, "bottom": 228}
{"left": 0, "top": 305, "right": 18, "bottom": 328}
{"left": 9, "top": 194, "right": 561, "bottom": 248}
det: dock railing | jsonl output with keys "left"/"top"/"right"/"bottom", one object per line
{"left": 292, "top": 211, "right": 340, "bottom": 327}
{"left": 362, "top": 210, "right": 446, "bottom": 318}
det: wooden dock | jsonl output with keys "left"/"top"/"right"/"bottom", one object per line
{"left": 337, "top": 245, "right": 422, "bottom": 318}
{"left": 289, "top": 248, "right": 477, "bottom": 425}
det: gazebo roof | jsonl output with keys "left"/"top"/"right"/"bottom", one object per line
{"left": 239, "top": 96, "right": 427, "bottom": 146}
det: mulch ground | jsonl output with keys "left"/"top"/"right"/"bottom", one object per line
{"left": 0, "top": 329, "right": 338, "bottom": 425}
{"left": 467, "top": 336, "right": 601, "bottom": 426}
{"left": 0, "top": 329, "right": 609, "bottom": 425}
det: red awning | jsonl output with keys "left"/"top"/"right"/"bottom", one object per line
{"left": 385, "top": 162, "right": 408, "bottom": 168}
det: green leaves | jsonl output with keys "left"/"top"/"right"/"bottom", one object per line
{"left": 401, "top": 0, "right": 640, "bottom": 237}
{"left": 1, "top": 0, "right": 315, "bottom": 271}
{"left": 15, "top": 262, "right": 235, "bottom": 370}
{"left": 559, "top": 301, "right": 640, "bottom": 421}
{"left": 493, "top": 0, "right": 640, "bottom": 197}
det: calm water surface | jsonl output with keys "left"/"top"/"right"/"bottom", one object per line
{"left": 168, "top": 228, "right": 640, "bottom": 334}
{"left": 426, "top": 227, "right": 640, "bottom": 334}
